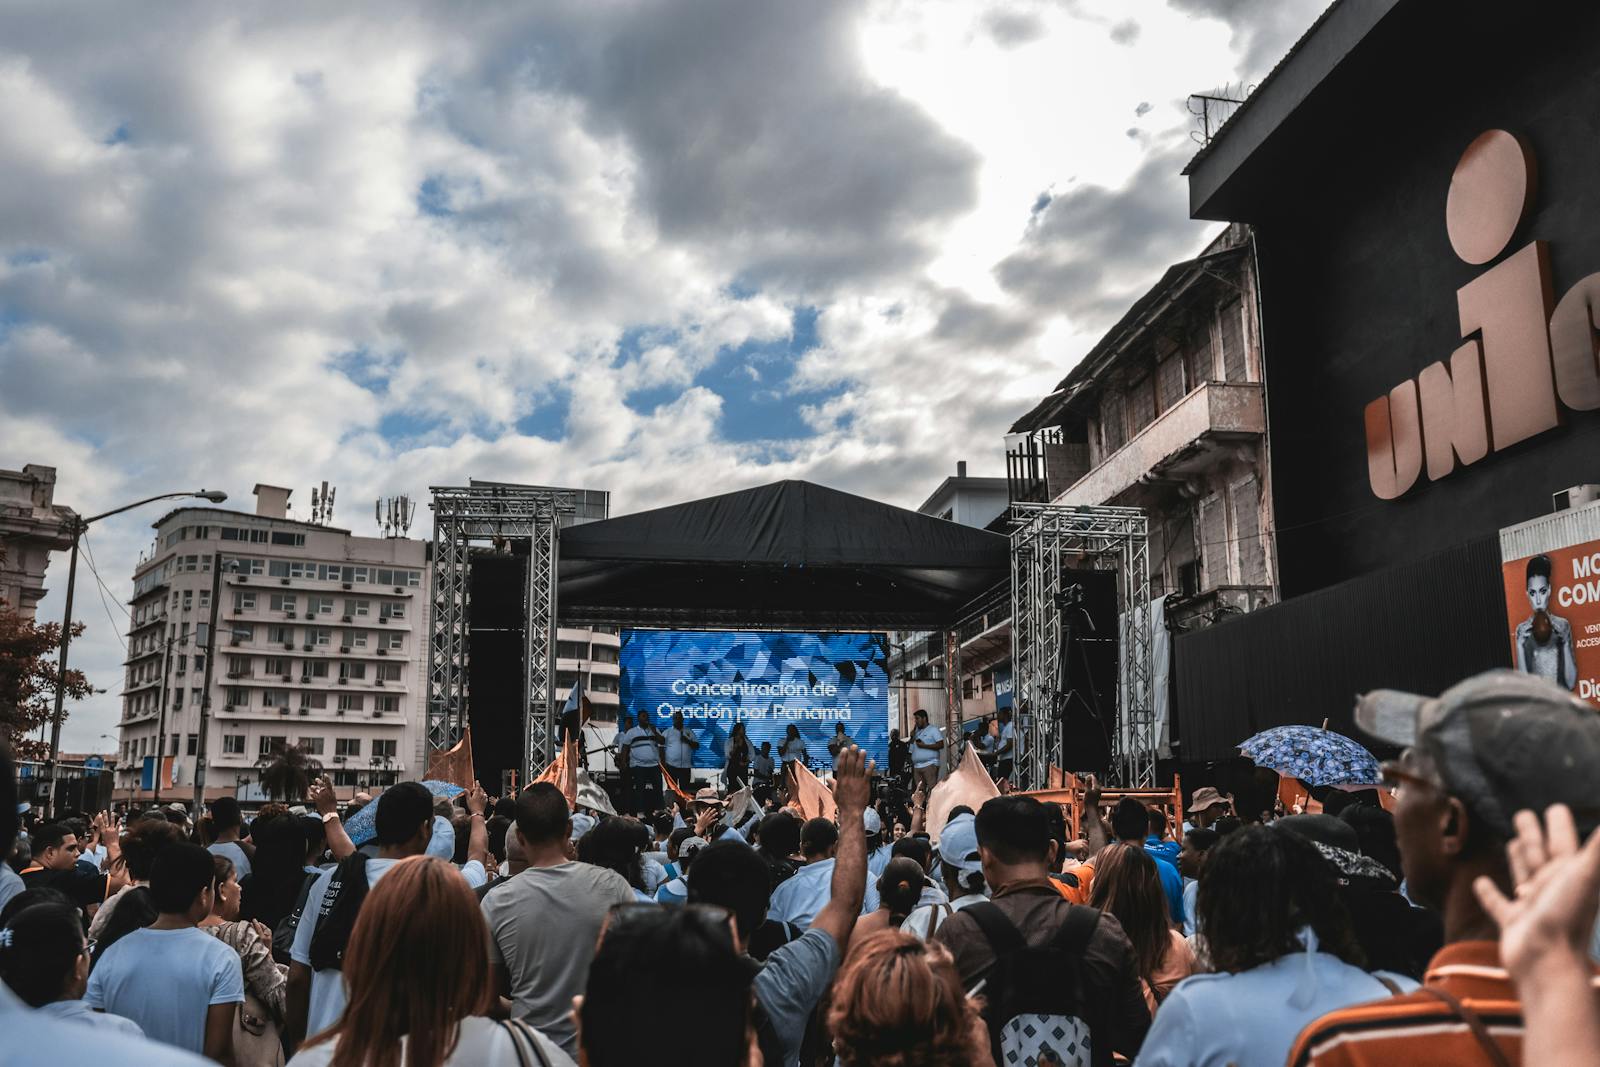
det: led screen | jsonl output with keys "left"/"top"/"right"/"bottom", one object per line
{"left": 618, "top": 629, "right": 890, "bottom": 770}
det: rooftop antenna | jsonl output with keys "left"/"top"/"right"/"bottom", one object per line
{"left": 309, "top": 481, "right": 337, "bottom": 525}
{"left": 376, "top": 495, "right": 416, "bottom": 538}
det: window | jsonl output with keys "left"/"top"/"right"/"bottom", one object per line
{"left": 346, "top": 599, "right": 370, "bottom": 617}
{"left": 309, "top": 627, "right": 332, "bottom": 647}
{"left": 380, "top": 602, "right": 406, "bottom": 621}
{"left": 301, "top": 692, "right": 328, "bottom": 710}
{"left": 193, "top": 654, "right": 205, "bottom": 674}
{"left": 270, "top": 594, "right": 297, "bottom": 613}
{"left": 260, "top": 735, "right": 287, "bottom": 757}
{"left": 268, "top": 625, "right": 294, "bottom": 644}
{"left": 590, "top": 644, "right": 619, "bottom": 664}
{"left": 223, "top": 734, "right": 246, "bottom": 755}
{"left": 263, "top": 689, "right": 291, "bottom": 708}
{"left": 190, "top": 687, "right": 202, "bottom": 706}
{"left": 225, "top": 687, "right": 248, "bottom": 706}
{"left": 227, "top": 655, "right": 251, "bottom": 676}
{"left": 271, "top": 531, "right": 306, "bottom": 546}
{"left": 1198, "top": 494, "right": 1230, "bottom": 588}
{"left": 264, "top": 657, "right": 290, "bottom": 676}
{"left": 336, "top": 738, "right": 361, "bottom": 757}
{"left": 557, "top": 641, "right": 589, "bottom": 660}
{"left": 233, "top": 591, "right": 257, "bottom": 612}
{"left": 1100, "top": 392, "right": 1126, "bottom": 454}
{"left": 333, "top": 771, "right": 357, "bottom": 786}
{"left": 298, "top": 736, "right": 325, "bottom": 755}
{"left": 337, "top": 694, "right": 365, "bottom": 713}
{"left": 198, "top": 589, "right": 211, "bottom": 610}
{"left": 186, "top": 735, "right": 198, "bottom": 756}
{"left": 1127, "top": 374, "right": 1156, "bottom": 435}
{"left": 182, "top": 590, "right": 193, "bottom": 611}
{"left": 307, "top": 596, "right": 334, "bottom": 615}
{"left": 1186, "top": 328, "right": 1214, "bottom": 387}
{"left": 339, "top": 661, "right": 367, "bottom": 680}
{"left": 269, "top": 560, "right": 289, "bottom": 578}
{"left": 351, "top": 630, "right": 368, "bottom": 648}
{"left": 230, "top": 624, "right": 253, "bottom": 642}
{"left": 1231, "top": 475, "right": 1269, "bottom": 586}
{"left": 383, "top": 632, "right": 404, "bottom": 651}
{"left": 374, "top": 696, "right": 399, "bottom": 713}
{"left": 1156, "top": 350, "right": 1187, "bottom": 411}
{"left": 1218, "top": 300, "right": 1247, "bottom": 382}
{"left": 375, "top": 663, "right": 401, "bottom": 682}
{"left": 591, "top": 674, "right": 619, "bottom": 694}
{"left": 304, "top": 660, "right": 329, "bottom": 679}
{"left": 373, "top": 739, "right": 397, "bottom": 758}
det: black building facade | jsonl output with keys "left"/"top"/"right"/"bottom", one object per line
{"left": 1173, "top": 0, "right": 1600, "bottom": 757}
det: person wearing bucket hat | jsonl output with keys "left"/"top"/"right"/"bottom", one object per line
{"left": 1289, "top": 669, "right": 1600, "bottom": 1067}
{"left": 1185, "top": 787, "right": 1233, "bottom": 831}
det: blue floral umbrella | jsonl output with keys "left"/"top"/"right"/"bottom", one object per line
{"left": 341, "top": 779, "right": 465, "bottom": 847}
{"left": 1238, "top": 726, "right": 1381, "bottom": 787}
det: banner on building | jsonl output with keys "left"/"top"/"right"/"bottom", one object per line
{"left": 1501, "top": 537, "right": 1600, "bottom": 705}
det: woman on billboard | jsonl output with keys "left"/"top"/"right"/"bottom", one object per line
{"left": 1516, "top": 554, "right": 1578, "bottom": 690}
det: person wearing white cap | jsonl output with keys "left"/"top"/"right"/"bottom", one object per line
{"left": 653, "top": 837, "right": 707, "bottom": 905}
{"left": 901, "top": 812, "right": 986, "bottom": 941}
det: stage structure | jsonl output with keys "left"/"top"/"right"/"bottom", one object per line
{"left": 427, "top": 484, "right": 576, "bottom": 774}
{"left": 1010, "top": 502, "right": 1154, "bottom": 787}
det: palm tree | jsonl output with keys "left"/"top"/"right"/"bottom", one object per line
{"left": 257, "top": 742, "right": 322, "bottom": 801}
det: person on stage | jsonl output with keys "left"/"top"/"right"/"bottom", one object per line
{"left": 909, "top": 709, "right": 944, "bottom": 798}
{"left": 615, "top": 715, "right": 664, "bottom": 814}
{"left": 826, "top": 723, "right": 850, "bottom": 771}
{"left": 750, "top": 742, "right": 775, "bottom": 805}
{"left": 723, "top": 722, "right": 751, "bottom": 792}
{"left": 662, "top": 711, "right": 699, "bottom": 794}
{"left": 994, "top": 706, "right": 1017, "bottom": 783}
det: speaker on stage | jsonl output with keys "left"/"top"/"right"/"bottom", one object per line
{"left": 468, "top": 552, "right": 527, "bottom": 790}
{"left": 1056, "top": 568, "right": 1118, "bottom": 773}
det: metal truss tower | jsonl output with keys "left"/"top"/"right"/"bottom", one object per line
{"left": 427, "top": 484, "right": 575, "bottom": 777}
{"left": 1010, "top": 502, "right": 1155, "bottom": 787}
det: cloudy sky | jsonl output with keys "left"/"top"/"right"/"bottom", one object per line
{"left": 1, "top": 0, "right": 1325, "bottom": 751}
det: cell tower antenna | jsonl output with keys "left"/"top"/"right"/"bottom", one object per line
{"left": 309, "top": 480, "right": 338, "bottom": 525}
{"left": 376, "top": 494, "right": 417, "bottom": 538}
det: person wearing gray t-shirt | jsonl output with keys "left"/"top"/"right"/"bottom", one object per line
{"left": 484, "top": 783, "right": 637, "bottom": 1056}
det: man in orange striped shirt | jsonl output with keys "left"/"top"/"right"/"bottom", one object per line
{"left": 1288, "top": 670, "right": 1600, "bottom": 1066}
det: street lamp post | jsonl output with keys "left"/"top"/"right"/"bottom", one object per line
{"left": 44, "top": 489, "right": 227, "bottom": 817}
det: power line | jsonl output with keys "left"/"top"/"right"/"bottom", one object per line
{"left": 80, "top": 532, "right": 129, "bottom": 656}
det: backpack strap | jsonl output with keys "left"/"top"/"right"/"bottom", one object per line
{"left": 963, "top": 901, "right": 1027, "bottom": 960}
{"left": 500, "top": 1019, "right": 552, "bottom": 1067}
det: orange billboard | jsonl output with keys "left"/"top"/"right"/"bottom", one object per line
{"left": 1502, "top": 540, "right": 1600, "bottom": 705}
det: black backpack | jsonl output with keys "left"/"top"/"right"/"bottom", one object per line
{"left": 270, "top": 868, "right": 323, "bottom": 966}
{"left": 307, "top": 853, "right": 370, "bottom": 972}
{"left": 964, "top": 900, "right": 1102, "bottom": 1067}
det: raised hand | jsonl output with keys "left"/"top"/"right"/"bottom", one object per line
{"left": 1474, "top": 804, "right": 1600, "bottom": 980}
{"left": 832, "top": 744, "right": 872, "bottom": 815}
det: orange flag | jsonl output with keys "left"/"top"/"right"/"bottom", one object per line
{"left": 660, "top": 764, "right": 694, "bottom": 806}
{"left": 787, "top": 760, "right": 837, "bottom": 823}
{"left": 532, "top": 738, "right": 579, "bottom": 808}
{"left": 426, "top": 728, "right": 478, "bottom": 791}
{"left": 926, "top": 742, "right": 999, "bottom": 843}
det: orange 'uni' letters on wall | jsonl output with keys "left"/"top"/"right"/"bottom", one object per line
{"left": 1366, "top": 129, "right": 1600, "bottom": 499}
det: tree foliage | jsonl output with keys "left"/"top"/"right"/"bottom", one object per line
{"left": 0, "top": 607, "right": 92, "bottom": 762}
{"left": 258, "top": 742, "right": 323, "bottom": 801}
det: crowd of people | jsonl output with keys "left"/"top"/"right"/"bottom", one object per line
{"left": 3, "top": 668, "right": 1599, "bottom": 1066}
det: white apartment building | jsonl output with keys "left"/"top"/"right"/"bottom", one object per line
{"left": 114, "top": 485, "right": 428, "bottom": 803}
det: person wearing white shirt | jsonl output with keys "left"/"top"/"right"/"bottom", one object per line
{"left": 909, "top": 709, "right": 944, "bottom": 798}
{"left": 901, "top": 812, "right": 988, "bottom": 941}
{"left": 288, "top": 783, "right": 491, "bottom": 1048}
{"left": 769, "top": 817, "right": 879, "bottom": 928}
{"left": 661, "top": 711, "right": 700, "bottom": 794}
{"left": 615, "top": 716, "right": 665, "bottom": 814}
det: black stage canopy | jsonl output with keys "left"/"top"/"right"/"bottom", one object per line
{"left": 557, "top": 480, "right": 1010, "bottom": 630}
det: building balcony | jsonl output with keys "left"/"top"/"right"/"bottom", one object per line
{"left": 1056, "top": 381, "right": 1265, "bottom": 507}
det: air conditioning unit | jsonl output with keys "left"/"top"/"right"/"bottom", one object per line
{"left": 226, "top": 671, "right": 243, "bottom": 680}
{"left": 278, "top": 706, "right": 289, "bottom": 715}
{"left": 393, "top": 586, "right": 403, "bottom": 594}
{"left": 342, "top": 582, "right": 352, "bottom": 590}
{"left": 375, "top": 679, "right": 385, "bottom": 687}
{"left": 372, "top": 710, "right": 383, "bottom": 718}
{"left": 222, "top": 704, "right": 234, "bottom": 712}
{"left": 305, "top": 612, "right": 317, "bottom": 620}
{"left": 282, "top": 642, "right": 293, "bottom": 650}
{"left": 376, "top": 648, "right": 388, "bottom": 656}
{"left": 298, "top": 708, "right": 309, "bottom": 716}
{"left": 336, "top": 708, "right": 345, "bottom": 716}
{"left": 1552, "top": 484, "right": 1600, "bottom": 511}
{"left": 230, "top": 638, "right": 242, "bottom": 646}
{"left": 342, "top": 615, "right": 353, "bottom": 623}
{"left": 338, "top": 677, "right": 349, "bottom": 685}
{"left": 279, "top": 577, "right": 290, "bottom": 585}
{"left": 286, "top": 611, "right": 297, "bottom": 619}
{"left": 280, "top": 674, "right": 291, "bottom": 682}
{"left": 303, "top": 644, "right": 314, "bottom": 651}
{"left": 340, "top": 645, "right": 351, "bottom": 653}
{"left": 378, "top": 617, "right": 389, "bottom": 625}
{"left": 300, "top": 675, "right": 312, "bottom": 684}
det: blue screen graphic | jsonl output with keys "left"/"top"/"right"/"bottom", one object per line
{"left": 619, "top": 630, "right": 890, "bottom": 771}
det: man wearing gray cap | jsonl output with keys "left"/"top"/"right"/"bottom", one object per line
{"left": 1288, "top": 669, "right": 1600, "bottom": 1067}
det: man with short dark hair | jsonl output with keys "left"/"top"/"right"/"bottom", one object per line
{"left": 935, "top": 794, "right": 1149, "bottom": 1064}
{"left": 287, "top": 780, "right": 488, "bottom": 1048}
{"left": 616, "top": 715, "right": 665, "bottom": 814}
{"left": 1290, "top": 670, "right": 1600, "bottom": 1066}
{"left": 751, "top": 741, "right": 777, "bottom": 804}
{"left": 483, "top": 781, "right": 636, "bottom": 1056}
{"left": 768, "top": 813, "right": 880, "bottom": 929}
{"left": 206, "top": 796, "right": 253, "bottom": 880}
{"left": 1109, "top": 796, "right": 1184, "bottom": 923}
{"left": 17, "top": 821, "right": 122, "bottom": 910}
{"left": 994, "top": 706, "right": 1017, "bottom": 783}
{"left": 662, "top": 710, "right": 699, "bottom": 794}
{"left": 691, "top": 742, "right": 874, "bottom": 1067}
{"left": 86, "top": 842, "right": 244, "bottom": 1060}
{"left": 909, "top": 709, "right": 944, "bottom": 798}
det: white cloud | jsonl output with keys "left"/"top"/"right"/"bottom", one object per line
{"left": 0, "top": 0, "right": 1327, "bottom": 749}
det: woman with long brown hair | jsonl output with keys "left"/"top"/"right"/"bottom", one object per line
{"left": 1087, "top": 843, "right": 1196, "bottom": 1010}
{"left": 828, "top": 929, "right": 994, "bottom": 1067}
{"left": 286, "top": 856, "right": 572, "bottom": 1067}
